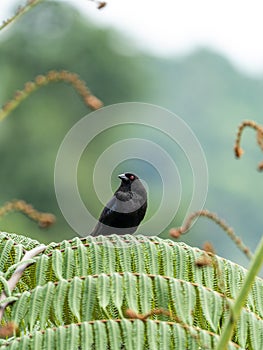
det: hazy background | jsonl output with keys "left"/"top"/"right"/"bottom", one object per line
{"left": 0, "top": 1, "right": 263, "bottom": 269}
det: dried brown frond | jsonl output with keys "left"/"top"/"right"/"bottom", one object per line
{"left": 0, "top": 322, "right": 18, "bottom": 338}
{"left": 0, "top": 200, "right": 55, "bottom": 228}
{"left": 195, "top": 255, "right": 212, "bottom": 267}
{"left": 84, "top": 95, "right": 104, "bottom": 110}
{"left": 170, "top": 209, "right": 252, "bottom": 260}
{"left": 234, "top": 145, "right": 244, "bottom": 158}
{"left": 195, "top": 242, "right": 215, "bottom": 268}
{"left": 0, "top": 0, "right": 42, "bottom": 31}
{"left": 168, "top": 227, "right": 182, "bottom": 238}
{"left": 258, "top": 161, "right": 263, "bottom": 171}
{"left": 256, "top": 129, "right": 263, "bottom": 151}
{"left": 234, "top": 120, "right": 263, "bottom": 169}
{"left": 0, "top": 70, "right": 103, "bottom": 121}
{"left": 35, "top": 74, "right": 47, "bottom": 85}
{"left": 125, "top": 309, "right": 139, "bottom": 319}
{"left": 125, "top": 308, "right": 178, "bottom": 322}
{"left": 97, "top": 1, "right": 107, "bottom": 9}
{"left": 203, "top": 241, "right": 215, "bottom": 254}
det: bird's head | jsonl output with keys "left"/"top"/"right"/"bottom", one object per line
{"left": 118, "top": 172, "right": 138, "bottom": 184}
{"left": 118, "top": 172, "right": 146, "bottom": 198}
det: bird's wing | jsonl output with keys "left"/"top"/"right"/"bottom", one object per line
{"left": 90, "top": 196, "right": 122, "bottom": 236}
{"left": 90, "top": 189, "right": 147, "bottom": 236}
{"left": 101, "top": 195, "right": 119, "bottom": 215}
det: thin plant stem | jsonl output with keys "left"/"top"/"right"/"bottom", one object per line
{"left": 215, "top": 235, "right": 263, "bottom": 350}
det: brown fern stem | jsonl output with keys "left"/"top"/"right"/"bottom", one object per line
{"left": 0, "top": 0, "right": 106, "bottom": 31}
{"left": 0, "top": 70, "right": 103, "bottom": 121}
{"left": 0, "top": 200, "right": 55, "bottom": 228}
{"left": 0, "top": 0, "right": 43, "bottom": 31}
{"left": 234, "top": 120, "right": 263, "bottom": 171}
{"left": 170, "top": 209, "right": 252, "bottom": 260}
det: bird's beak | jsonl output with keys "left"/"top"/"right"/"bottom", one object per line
{"left": 118, "top": 173, "right": 129, "bottom": 181}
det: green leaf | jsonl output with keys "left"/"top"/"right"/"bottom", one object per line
{"left": 132, "top": 320, "right": 145, "bottom": 350}
{"left": 82, "top": 276, "right": 97, "bottom": 321}
{"left": 68, "top": 277, "right": 83, "bottom": 322}
{"left": 94, "top": 321, "right": 107, "bottom": 349}
{"left": 63, "top": 247, "right": 75, "bottom": 280}
{"left": 107, "top": 320, "right": 121, "bottom": 350}
{"left": 35, "top": 254, "right": 49, "bottom": 286}
{"left": 110, "top": 273, "right": 124, "bottom": 317}
{"left": 52, "top": 279, "right": 69, "bottom": 325}
{"left": 39, "top": 282, "right": 55, "bottom": 329}
{"left": 138, "top": 273, "right": 152, "bottom": 313}
{"left": 97, "top": 274, "right": 110, "bottom": 317}
{"left": 52, "top": 250, "right": 63, "bottom": 280}
{"left": 27, "top": 286, "right": 43, "bottom": 331}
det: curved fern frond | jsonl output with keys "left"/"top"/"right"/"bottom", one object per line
{"left": 0, "top": 233, "right": 262, "bottom": 349}
{"left": 1, "top": 272, "right": 261, "bottom": 343}
{"left": 0, "top": 320, "right": 242, "bottom": 350}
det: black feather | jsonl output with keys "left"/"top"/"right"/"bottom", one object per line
{"left": 91, "top": 172, "right": 147, "bottom": 236}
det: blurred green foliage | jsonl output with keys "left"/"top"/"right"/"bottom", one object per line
{"left": 0, "top": 1, "right": 262, "bottom": 269}
{"left": 0, "top": 1, "right": 151, "bottom": 242}
{"left": 147, "top": 50, "right": 263, "bottom": 267}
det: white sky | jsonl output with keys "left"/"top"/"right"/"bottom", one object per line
{"left": 1, "top": 0, "right": 263, "bottom": 75}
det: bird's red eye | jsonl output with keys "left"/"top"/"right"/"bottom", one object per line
{"left": 129, "top": 175, "right": 135, "bottom": 180}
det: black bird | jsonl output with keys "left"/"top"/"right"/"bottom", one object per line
{"left": 91, "top": 172, "right": 147, "bottom": 236}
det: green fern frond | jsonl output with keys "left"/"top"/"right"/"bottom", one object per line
{"left": 0, "top": 320, "right": 242, "bottom": 349}
{"left": 0, "top": 233, "right": 262, "bottom": 349}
